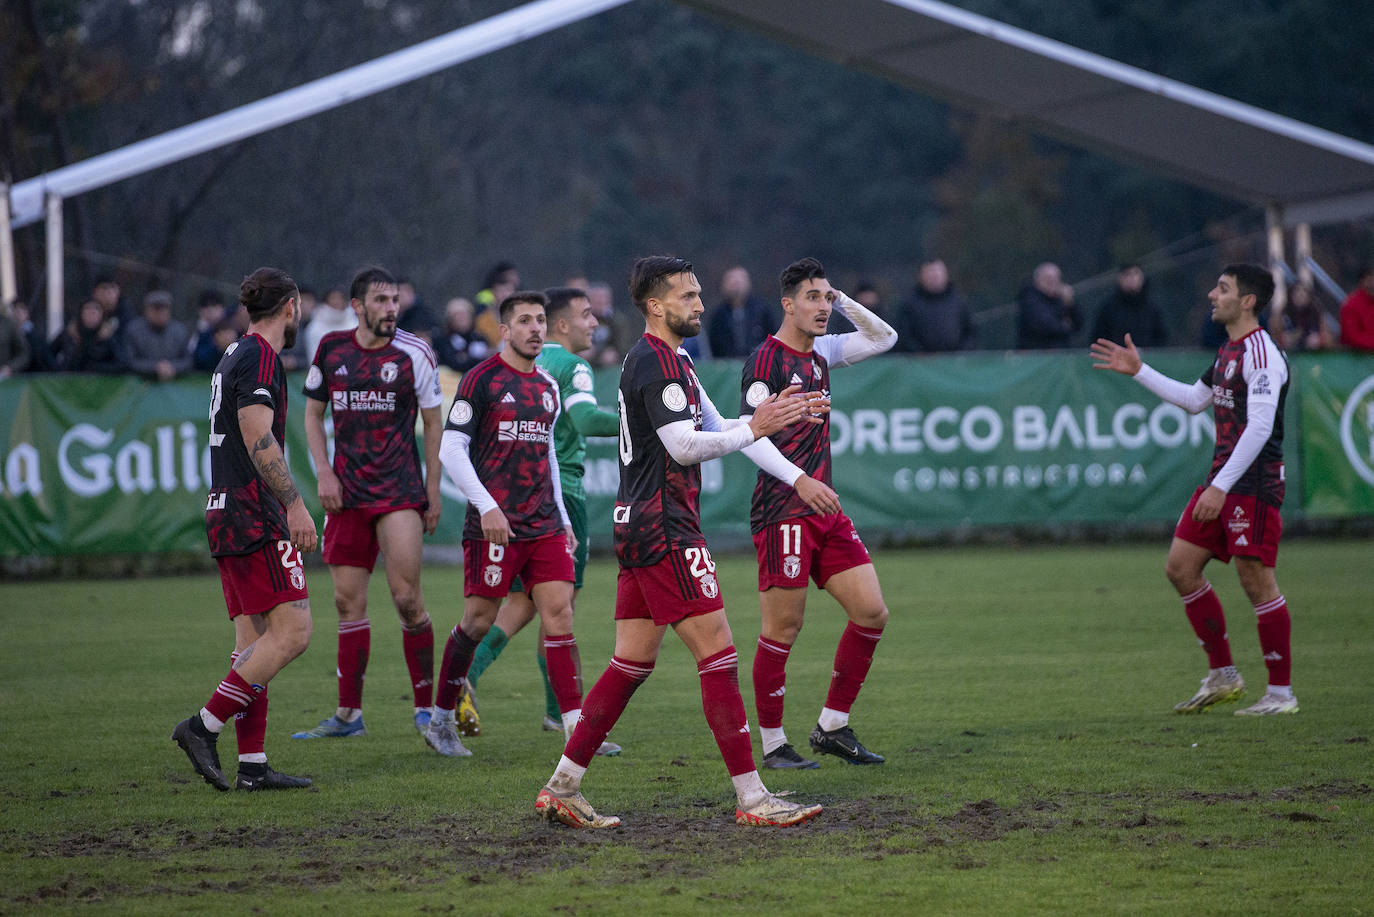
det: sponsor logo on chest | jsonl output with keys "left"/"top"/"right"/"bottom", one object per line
{"left": 333, "top": 390, "right": 398, "bottom": 412}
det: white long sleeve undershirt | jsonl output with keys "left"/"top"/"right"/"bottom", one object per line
{"left": 1133, "top": 363, "right": 1211, "bottom": 414}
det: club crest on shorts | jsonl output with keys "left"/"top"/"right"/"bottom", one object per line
{"left": 484, "top": 564, "right": 503, "bottom": 587}
{"left": 290, "top": 566, "right": 305, "bottom": 591}
{"left": 783, "top": 554, "right": 802, "bottom": 579}
{"left": 698, "top": 572, "right": 719, "bottom": 599}
{"left": 381, "top": 361, "right": 398, "bottom": 383}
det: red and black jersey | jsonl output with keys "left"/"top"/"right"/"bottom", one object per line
{"left": 443, "top": 353, "right": 563, "bottom": 541}
{"left": 205, "top": 333, "right": 290, "bottom": 556}
{"left": 303, "top": 328, "right": 442, "bottom": 509}
{"left": 739, "top": 335, "right": 834, "bottom": 533}
{"left": 1200, "top": 327, "right": 1289, "bottom": 507}
{"left": 614, "top": 334, "right": 707, "bottom": 567}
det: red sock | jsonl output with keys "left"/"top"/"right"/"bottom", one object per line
{"left": 542, "top": 633, "right": 583, "bottom": 714}
{"left": 434, "top": 626, "right": 478, "bottom": 711}
{"left": 824, "top": 622, "right": 884, "bottom": 714}
{"left": 1182, "top": 582, "right": 1232, "bottom": 668}
{"left": 402, "top": 619, "right": 435, "bottom": 709}
{"left": 337, "top": 618, "right": 370, "bottom": 709}
{"left": 752, "top": 636, "right": 791, "bottom": 729}
{"left": 1254, "top": 596, "right": 1292, "bottom": 686}
{"left": 698, "top": 647, "right": 755, "bottom": 778}
{"left": 565, "top": 656, "right": 653, "bottom": 766}
{"left": 230, "top": 652, "right": 267, "bottom": 757}
{"left": 205, "top": 668, "right": 259, "bottom": 724}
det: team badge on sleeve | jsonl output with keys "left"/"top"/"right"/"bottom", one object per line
{"left": 449, "top": 400, "right": 473, "bottom": 425}
{"left": 662, "top": 383, "right": 688, "bottom": 412}
{"left": 305, "top": 365, "right": 323, "bottom": 389}
{"left": 745, "top": 381, "right": 771, "bottom": 408}
{"left": 573, "top": 365, "right": 594, "bottom": 392}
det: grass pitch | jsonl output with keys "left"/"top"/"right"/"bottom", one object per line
{"left": 1, "top": 539, "right": 1370, "bottom": 915}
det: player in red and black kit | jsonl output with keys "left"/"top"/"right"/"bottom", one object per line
{"left": 291, "top": 266, "right": 445, "bottom": 742}
{"left": 739, "top": 257, "right": 898, "bottom": 769}
{"left": 428, "top": 291, "right": 583, "bottom": 757}
{"left": 1093, "top": 263, "right": 1298, "bottom": 716}
{"left": 172, "top": 267, "right": 317, "bottom": 791}
{"left": 536, "top": 256, "right": 829, "bottom": 829}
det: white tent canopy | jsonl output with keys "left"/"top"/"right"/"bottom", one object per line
{"left": 681, "top": 0, "right": 1374, "bottom": 225}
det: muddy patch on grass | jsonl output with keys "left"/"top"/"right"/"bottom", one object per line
{"left": 8, "top": 781, "right": 1369, "bottom": 904}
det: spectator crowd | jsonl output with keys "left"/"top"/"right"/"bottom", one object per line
{"left": 3, "top": 256, "right": 1370, "bottom": 381}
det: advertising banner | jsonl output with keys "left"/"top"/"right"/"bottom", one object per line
{"left": 1294, "top": 354, "right": 1374, "bottom": 516}
{"left": 0, "top": 350, "right": 1354, "bottom": 558}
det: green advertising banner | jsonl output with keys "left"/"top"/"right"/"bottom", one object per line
{"left": 1295, "top": 354, "right": 1374, "bottom": 517}
{"left": 580, "top": 351, "right": 1292, "bottom": 540}
{"left": 0, "top": 350, "right": 1359, "bottom": 559}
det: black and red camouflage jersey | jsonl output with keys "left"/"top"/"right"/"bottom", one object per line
{"left": 614, "top": 333, "right": 708, "bottom": 567}
{"left": 1199, "top": 327, "right": 1289, "bottom": 507}
{"left": 303, "top": 328, "right": 442, "bottom": 509}
{"left": 443, "top": 353, "right": 563, "bottom": 541}
{"left": 739, "top": 335, "right": 835, "bottom": 533}
{"left": 205, "top": 333, "right": 289, "bottom": 556}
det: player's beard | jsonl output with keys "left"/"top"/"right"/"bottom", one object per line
{"left": 283, "top": 316, "right": 299, "bottom": 349}
{"left": 665, "top": 311, "right": 701, "bottom": 338}
{"left": 367, "top": 312, "right": 397, "bottom": 339}
{"left": 510, "top": 336, "right": 541, "bottom": 361}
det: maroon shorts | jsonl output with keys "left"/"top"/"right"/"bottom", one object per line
{"left": 1174, "top": 486, "right": 1282, "bottom": 567}
{"left": 463, "top": 533, "right": 573, "bottom": 598}
{"left": 616, "top": 546, "right": 725, "bottom": 627}
{"left": 322, "top": 504, "right": 423, "bottom": 571}
{"left": 216, "top": 540, "right": 310, "bottom": 619}
{"left": 752, "top": 511, "right": 872, "bottom": 591}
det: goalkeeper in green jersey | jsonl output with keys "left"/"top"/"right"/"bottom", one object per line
{"left": 460, "top": 286, "right": 627, "bottom": 755}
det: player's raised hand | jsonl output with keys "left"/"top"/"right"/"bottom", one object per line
{"left": 481, "top": 507, "right": 512, "bottom": 546}
{"left": 794, "top": 475, "right": 841, "bottom": 515}
{"left": 1090, "top": 333, "right": 1142, "bottom": 376}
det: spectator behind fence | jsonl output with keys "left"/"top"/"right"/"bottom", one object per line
{"left": 1339, "top": 267, "right": 1374, "bottom": 352}
{"left": 706, "top": 265, "right": 773, "bottom": 358}
{"left": 586, "top": 281, "right": 639, "bottom": 367}
{"left": 897, "top": 259, "right": 977, "bottom": 352}
{"left": 397, "top": 277, "right": 438, "bottom": 341}
{"left": 190, "top": 289, "right": 232, "bottom": 371}
{"left": 1091, "top": 264, "right": 1168, "bottom": 349}
{"left": 1016, "top": 262, "right": 1082, "bottom": 349}
{"left": 1269, "top": 283, "right": 1335, "bottom": 353}
{"left": 51, "top": 299, "right": 125, "bottom": 373}
{"left": 474, "top": 261, "right": 520, "bottom": 348}
{"left": 92, "top": 275, "right": 133, "bottom": 338}
{"left": 12, "top": 300, "right": 55, "bottom": 372}
{"left": 119, "top": 290, "right": 192, "bottom": 381}
{"left": 434, "top": 296, "right": 490, "bottom": 373}
{"left": 304, "top": 286, "right": 356, "bottom": 363}
{"left": 0, "top": 300, "right": 32, "bottom": 378}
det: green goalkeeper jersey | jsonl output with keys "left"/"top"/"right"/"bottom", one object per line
{"left": 537, "top": 342, "right": 620, "bottom": 500}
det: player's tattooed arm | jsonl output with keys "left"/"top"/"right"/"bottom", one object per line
{"left": 249, "top": 431, "right": 302, "bottom": 506}
{"left": 239, "top": 404, "right": 301, "bottom": 507}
